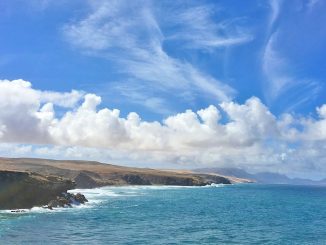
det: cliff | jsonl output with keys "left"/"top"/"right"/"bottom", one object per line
{"left": 0, "top": 157, "right": 233, "bottom": 188}
{"left": 0, "top": 158, "right": 257, "bottom": 209}
{"left": 0, "top": 170, "right": 75, "bottom": 209}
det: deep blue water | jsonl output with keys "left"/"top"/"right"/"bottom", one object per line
{"left": 1, "top": 184, "right": 326, "bottom": 244}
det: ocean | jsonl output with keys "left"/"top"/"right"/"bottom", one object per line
{"left": 1, "top": 184, "right": 326, "bottom": 244}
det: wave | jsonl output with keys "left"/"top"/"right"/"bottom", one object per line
{"left": 0, "top": 184, "right": 227, "bottom": 214}
{"left": 72, "top": 184, "right": 228, "bottom": 202}
{"left": 205, "top": 183, "right": 229, "bottom": 187}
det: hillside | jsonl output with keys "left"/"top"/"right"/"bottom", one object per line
{"left": 0, "top": 157, "right": 242, "bottom": 188}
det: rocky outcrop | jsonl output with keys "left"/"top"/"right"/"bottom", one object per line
{"left": 0, "top": 170, "right": 75, "bottom": 210}
{"left": 46, "top": 192, "right": 88, "bottom": 209}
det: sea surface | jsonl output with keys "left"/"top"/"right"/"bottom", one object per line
{"left": 1, "top": 184, "right": 326, "bottom": 244}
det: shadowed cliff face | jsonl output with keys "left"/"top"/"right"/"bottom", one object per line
{"left": 0, "top": 171, "right": 75, "bottom": 209}
{"left": 66, "top": 171, "right": 231, "bottom": 188}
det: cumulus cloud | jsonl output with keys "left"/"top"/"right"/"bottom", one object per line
{"left": 39, "top": 90, "right": 84, "bottom": 108}
{"left": 0, "top": 79, "right": 326, "bottom": 178}
{"left": 0, "top": 79, "right": 83, "bottom": 144}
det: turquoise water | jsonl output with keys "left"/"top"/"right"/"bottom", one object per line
{"left": 1, "top": 184, "right": 326, "bottom": 244}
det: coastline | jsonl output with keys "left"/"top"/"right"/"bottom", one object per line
{"left": 0, "top": 157, "right": 253, "bottom": 210}
{"left": 1, "top": 183, "right": 230, "bottom": 213}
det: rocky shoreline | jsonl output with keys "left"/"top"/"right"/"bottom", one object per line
{"left": 46, "top": 192, "right": 88, "bottom": 210}
{"left": 0, "top": 170, "right": 76, "bottom": 210}
{"left": 0, "top": 157, "right": 252, "bottom": 210}
{"left": 0, "top": 171, "right": 89, "bottom": 211}
{"left": 9, "top": 192, "right": 89, "bottom": 212}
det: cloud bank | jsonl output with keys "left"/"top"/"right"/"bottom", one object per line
{"left": 0, "top": 79, "right": 325, "bottom": 178}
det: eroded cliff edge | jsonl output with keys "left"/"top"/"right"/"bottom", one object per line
{"left": 0, "top": 170, "right": 75, "bottom": 209}
{"left": 0, "top": 157, "right": 252, "bottom": 209}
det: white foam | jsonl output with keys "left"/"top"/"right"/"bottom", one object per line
{"left": 0, "top": 206, "right": 65, "bottom": 214}
{"left": 204, "top": 183, "right": 229, "bottom": 188}
{"left": 69, "top": 184, "right": 227, "bottom": 203}
{"left": 0, "top": 184, "right": 227, "bottom": 214}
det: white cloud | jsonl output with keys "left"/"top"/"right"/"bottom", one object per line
{"left": 0, "top": 79, "right": 326, "bottom": 178}
{"left": 39, "top": 90, "right": 84, "bottom": 108}
{"left": 262, "top": 32, "right": 321, "bottom": 109}
{"left": 268, "top": 0, "right": 283, "bottom": 30}
{"left": 261, "top": 2, "right": 321, "bottom": 109}
{"left": 263, "top": 0, "right": 289, "bottom": 102}
{"left": 163, "top": 4, "right": 252, "bottom": 49}
{"left": 108, "top": 82, "right": 174, "bottom": 115}
{"left": 62, "top": 0, "right": 252, "bottom": 106}
{"left": 317, "top": 104, "right": 326, "bottom": 118}
{"left": 0, "top": 79, "right": 84, "bottom": 144}
{"left": 0, "top": 79, "right": 49, "bottom": 144}
{"left": 262, "top": 32, "right": 290, "bottom": 100}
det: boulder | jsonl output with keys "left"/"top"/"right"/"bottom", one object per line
{"left": 46, "top": 192, "right": 88, "bottom": 209}
{"left": 74, "top": 193, "right": 88, "bottom": 204}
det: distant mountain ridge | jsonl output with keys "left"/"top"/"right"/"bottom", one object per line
{"left": 195, "top": 168, "right": 326, "bottom": 186}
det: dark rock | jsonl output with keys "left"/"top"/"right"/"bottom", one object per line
{"left": 46, "top": 192, "right": 88, "bottom": 209}
{"left": 57, "top": 197, "right": 71, "bottom": 207}
{"left": 10, "top": 209, "right": 26, "bottom": 213}
{"left": 47, "top": 199, "right": 61, "bottom": 208}
{"left": 74, "top": 172, "right": 100, "bottom": 188}
{"left": 74, "top": 193, "right": 88, "bottom": 204}
{"left": 47, "top": 197, "right": 71, "bottom": 208}
{"left": 123, "top": 174, "right": 151, "bottom": 185}
{"left": 0, "top": 171, "right": 75, "bottom": 210}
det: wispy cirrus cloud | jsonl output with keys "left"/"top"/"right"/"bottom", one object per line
{"left": 163, "top": 4, "right": 252, "bottom": 50}
{"left": 261, "top": 0, "right": 322, "bottom": 111}
{"left": 63, "top": 0, "right": 252, "bottom": 112}
{"left": 262, "top": 31, "right": 291, "bottom": 102}
{"left": 112, "top": 82, "right": 175, "bottom": 116}
{"left": 268, "top": 0, "right": 283, "bottom": 31}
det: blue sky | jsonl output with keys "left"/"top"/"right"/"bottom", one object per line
{"left": 0, "top": 0, "right": 325, "bottom": 178}
{"left": 1, "top": 0, "right": 324, "bottom": 120}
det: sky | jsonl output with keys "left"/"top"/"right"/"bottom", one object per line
{"left": 0, "top": 0, "right": 325, "bottom": 179}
